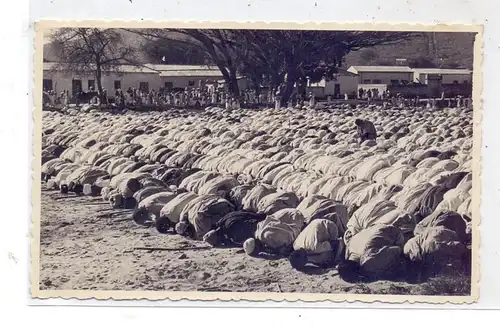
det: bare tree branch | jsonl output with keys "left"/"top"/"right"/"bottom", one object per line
{"left": 48, "top": 28, "right": 139, "bottom": 95}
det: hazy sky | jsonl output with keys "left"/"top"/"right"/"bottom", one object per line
{"left": 43, "top": 28, "right": 57, "bottom": 44}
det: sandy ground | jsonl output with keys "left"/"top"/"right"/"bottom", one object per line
{"left": 38, "top": 186, "right": 471, "bottom": 295}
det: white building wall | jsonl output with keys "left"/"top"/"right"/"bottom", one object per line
{"left": 309, "top": 76, "right": 358, "bottom": 97}
{"left": 338, "top": 75, "right": 359, "bottom": 95}
{"left": 414, "top": 72, "right": 472, "bottom": 85}
{"left": 160, "top": 76, "right": 222, "bottom": 89}
{"left": 43, "top": 69, "right": 164, "bottom": 95}
{"left": 307, "top": 86, "right": 325, "bottom": 98}
{"left": 43, "top": 71, "right": 73, "bottom": 93}
{"left": 323, "top": 81, "right": 335, "bottom": 95}
{"left": 43, "top": 68, "right": 228, "bottom": 96}
{"left": 441, "top": 73, "right": 472, "bottom": 84}
{"left": 413, "top": 72, "right": 424, "bottom": 83}
{"left": 358, "top": 84, "right": 388, "bottom": 94}
{"left": 101, "top": 71, "right": 163, "bottom": 92}
{"left": 358, "top": 72, "right": 413, "bottom": 84}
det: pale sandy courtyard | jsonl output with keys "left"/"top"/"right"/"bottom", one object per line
{"left": 39, "top": 187, "right": 470, "bottom": 295}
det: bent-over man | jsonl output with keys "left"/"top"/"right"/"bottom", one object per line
{"left": 355, "top": 118, "right": 377, "bottom": 143}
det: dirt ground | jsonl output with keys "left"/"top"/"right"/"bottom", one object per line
{"left": 38, "top": 186, "right": 471, "bottom": 295}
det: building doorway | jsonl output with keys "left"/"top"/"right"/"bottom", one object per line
{"left": 72, "top": 79, "right": 82, "bottom": 97}
{"left": 43, "top": 79, "right": 53, "bottom": 92}
{"left": 334, "top": 84, "right": 340, "bottom": 98}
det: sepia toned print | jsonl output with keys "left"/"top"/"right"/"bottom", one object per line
{"left": 31, "top": 21, "right": 482, "bottom": 303}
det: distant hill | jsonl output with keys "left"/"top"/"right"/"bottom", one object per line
{"left": 344, "top": 32, "right": 477, "bottom": 69}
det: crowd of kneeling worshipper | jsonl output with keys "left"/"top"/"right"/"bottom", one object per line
{"left": 41, "top": 102, "right": 473, "bottom": 284}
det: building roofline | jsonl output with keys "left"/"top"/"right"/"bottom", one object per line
{"left": 348, "top": 65, "right": 473, "bottom": 74}
{"left": 348, "top": 65, "right": 414, "bottom": 73}
{"left": 412, "top": 68, "right": 473, "bottom": 74}
{"left": 43, "top": 62, "right": 221, "bottom": 74}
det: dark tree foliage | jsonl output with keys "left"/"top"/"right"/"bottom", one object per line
{"left": 236, "top": 30, "right": 415, "bottom": 102}
{"left": 127, "top": 28, "right": 244, "bottom": 97}
{"left": 129, "top": 28, "right": 415, "bottom": 102}
{"left": 142, "top": 37, "right": 209, "bottom": 65}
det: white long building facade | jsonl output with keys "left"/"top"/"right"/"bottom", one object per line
{"left": 347, "top": 65, "right": 473, "bottom": 86}
{"left": 43, "top": 62, "right": 473, "bottom": 102}
{"left": 42, "top": 63, "right": 225, "bottom": 96}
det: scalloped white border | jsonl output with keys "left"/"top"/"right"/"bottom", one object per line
{"left": 30, "top": 20, "right": 483, "bottom": 304}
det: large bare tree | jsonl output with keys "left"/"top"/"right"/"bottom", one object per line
{"left": 49, "top": 28, "right": 138, "bottom": 95}
{"left": 128, "top": 28, "right": 244, "bottom": 97}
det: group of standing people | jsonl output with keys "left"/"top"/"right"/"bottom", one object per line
{"left": 44, "top": 83, "right": 354, "bottom": 111}
{"left": 42, "top": 89, "right": 70, "bottom": 107}
{"left": 87, "top": 86, "right": 289, "bottom": 110}
{"left": 113, "top": 87, "right": 245, "bottom": 109}
{"left": 109, "top": 86, "right": 306, "bottom": 110}
{"left": 358, "top": 87, "right": 391, "bottom": 101}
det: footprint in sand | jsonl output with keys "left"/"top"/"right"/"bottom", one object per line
{"left": 42, "top": 279, "right": 52, "bottom": 287}
{"left": 232, "top": 264, "right": 245, "bottom": 271}
{"left": 198, "top": 272, "right": 211, "bottom": 280}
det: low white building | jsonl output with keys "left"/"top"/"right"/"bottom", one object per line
{"left": 347, "top": 65, "right": 473, "bottom": 87}
{"left": 347, "top": 66, "right": 414, "bottom": 85}
{"left": 159, "top": 65, "right": 223, "bottom": 89}
{"left": 308, "top": 69, "right": 359, "bottom": 98}
{"left": 412, "top": 68, "right": 472, "bottom": 85}
{"left": 42, "top": 62, "right": 224, "bottom": 96}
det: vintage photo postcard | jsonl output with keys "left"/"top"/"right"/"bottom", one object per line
{"left": 31, "top": 21, "right": 482, "bottom": 304}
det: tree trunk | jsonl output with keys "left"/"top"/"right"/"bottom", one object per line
{"left": 297, "top": 81, "right": 307, "bottom": 100}
{"left": 280, "top": 69, "right": 297, "bottom": 104}
{"left": 249, "top": 73, "right": 262, "bottom": 96}
{"left": 214, "top": 63, "right": 240, "bottom": 100}
{"left": 254, "top": 82, "right": 261, "bottom": 97}
{"left": 228, "top": 68, "right": 240, "bottom": 100}
{"left": 270, "top": 73, "right": 281, "bottom": 91}
{"left": 95, "top": 65, "right": 104, "bottom": 95}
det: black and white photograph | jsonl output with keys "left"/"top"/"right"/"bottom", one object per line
{"left": 33, "top": 22, "right": 480, "bottom": 301}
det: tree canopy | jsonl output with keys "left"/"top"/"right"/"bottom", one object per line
{"left": 142, "top": 37, "right": 209, "bottom": 65}
{"left": 49, "top": 28, "right": 415, "bottom": 102}
{"left": 129, "top": 28, "right": 415, "bottom": 102}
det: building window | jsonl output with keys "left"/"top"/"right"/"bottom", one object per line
{"left": 372, "top": 79, "right": 382, "bottom": 84}
{"left": 43, "top": 79, "right": 53, "bottom": 91}
{"left": 114, "top": 80, "right": 121, "bottom": 90}
{"left": 362, "top": 79, "right": 371, "bottom": 84}
{"left": 88, "top": 79, "right": 95, "bottom": 91}
{"left": 164, "top": 82, "right": 173, "bottom": 89}
{"left": 390, "top": 79, "right": 400, "bottom": 85}
{"left": 139, "top": 82, "right": 149, "bottom": 93}
{"left": 188, "top": 80, "right": 195, "bottom": 86}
